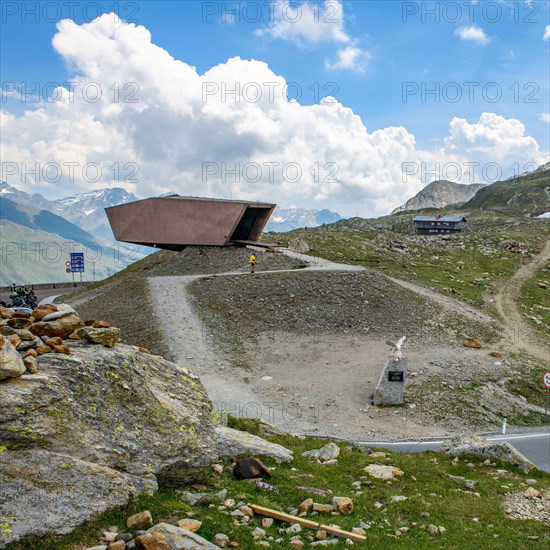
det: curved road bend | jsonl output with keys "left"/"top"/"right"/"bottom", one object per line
{"left": 356, "top": 431, "right": 550, "bottom": 472}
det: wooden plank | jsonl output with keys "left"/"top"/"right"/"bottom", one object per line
{"left": 250, "top": 504, "right": 367, "bottom": 543}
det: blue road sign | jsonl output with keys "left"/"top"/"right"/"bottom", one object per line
{"left": 70, "top": 252, "right": 85, "bottom": 273}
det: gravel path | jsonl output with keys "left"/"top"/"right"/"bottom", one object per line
{"left": 148, "top": 248, "right": 368, "bottom": 433}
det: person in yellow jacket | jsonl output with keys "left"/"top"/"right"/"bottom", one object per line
{"left": 249, "top": 254, "right": 256, "bottom": 274}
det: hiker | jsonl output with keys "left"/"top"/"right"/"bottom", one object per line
{"left": 249, "top": 254, "right": 256, "bottom": 274}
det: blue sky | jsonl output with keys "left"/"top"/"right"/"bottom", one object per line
{"left": 1, "top": 1, "right": 549, "bottom": 216}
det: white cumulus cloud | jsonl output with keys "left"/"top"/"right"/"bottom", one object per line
{"left": 544, "top": 25, "right": 550, "bottom": 40}
{"left": 255, "top": 0, "right": 349, "bottom": 45}
{"left": 325, "top": 43, "right": 372, "bottom": 73}
{"left": 0, "top": 15, "right": 545, "bottom": 217}
{"left": 455, "top": 26, "right": 491, "bottom": 45}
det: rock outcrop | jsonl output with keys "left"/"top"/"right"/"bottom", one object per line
{"left": 214, "top": 425, "right": 293, "bottom": 463}
{"left": 0, "top": 337, "right": 217, "bottom": 547}
{"left": 440, "top": 435, "right": 536, "bottom": 472}
{"left": 0, "top": 449, "right": 156, "bottom": 545}
{"left": 392, "top": 180, "right": 486, "bottom": 213}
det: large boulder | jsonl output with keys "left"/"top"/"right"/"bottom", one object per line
{"left": 288, "top": 238, "right": 310, "bottom": 254}
{"left": 0, "top": 449, "right": 156, "bottom": 547}
{"left": 30, "top": 313, "right": 84, "bottom": 339}
{"left": 440, "top": 435, "right": 536, "bottom": 473}
{"left": 214, "top": 425, "right": 293, "bottom": 463}
{"left": 0, "top": 342, "right": 217, "bottom": 546}
{"left": 77, "top": 326, "right": 120, "bottom": 347}
{"left": 0, "top": 337, "right": 26, "bottom": 381}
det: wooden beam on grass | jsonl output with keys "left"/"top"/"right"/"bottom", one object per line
{"left": 249, "top": 504, "right": 367, "bottom": 543}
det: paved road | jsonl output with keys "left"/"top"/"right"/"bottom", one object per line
{"left": 357, "top": 431, "right": 550, "bottom": 472}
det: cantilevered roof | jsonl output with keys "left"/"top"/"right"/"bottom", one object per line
{"left": 106, "top": 196, "right": 276, "bottom": 250}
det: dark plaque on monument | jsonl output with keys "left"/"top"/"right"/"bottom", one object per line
{"left": 388, "top": 371, "right": 404, "bottom": 382}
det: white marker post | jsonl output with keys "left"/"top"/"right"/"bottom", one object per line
{"left": 502, "top": 416, "right": 507, "bottom": 435}
{"left": 543, "top": 372, "right": 550, "bottom": 422}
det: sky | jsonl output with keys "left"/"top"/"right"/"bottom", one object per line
{"left": 0, "top": 0, "right": 549, "bottom": 217}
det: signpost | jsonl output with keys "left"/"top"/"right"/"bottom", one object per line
{"left": 543, "top": 372, "right": 550, "bottom": 422}
{"left": 68, "top": 253, "right": 85, "bottom": 286}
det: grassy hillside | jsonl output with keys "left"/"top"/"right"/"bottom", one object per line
{"left": 460, "top": 169, "right": 550, "bottom": 217}
{"left": 263, "top": 210, "right": 550, "bottom": 308}
{"left": 0, "top": 197, "right": 97, "bottom": 245}
{"left": 0, "top": 220, "right": 141, "bottom": 286}
{"left": 8, "top": 422, "right": 550, "bottom": 550}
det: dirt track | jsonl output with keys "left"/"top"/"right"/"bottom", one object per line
{"left": 493, "top": 238, "right": 550, "bottom": 362}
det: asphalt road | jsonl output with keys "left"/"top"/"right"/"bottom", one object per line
{"left": 358, "top": 431, "right": 550, "bottom": 472}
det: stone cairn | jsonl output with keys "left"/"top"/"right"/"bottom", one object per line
{"left": 0, "top": 303, "right": 122, "bottom": 380}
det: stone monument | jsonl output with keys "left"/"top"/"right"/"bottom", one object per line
{"left": 372, "top": 336, "right": 407, "bottom": 406}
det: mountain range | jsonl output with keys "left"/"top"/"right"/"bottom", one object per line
{"left": 0, "top": 182, "right": 138, "bottom": 241}
{"left": 0, "top": 197, "right": 142, "bottom": 286}
{"left": 392, "top": 162, "right": 550, "bottom": 215}
{"left": 265, "top": 206, "right": 342, "bottom": 232}
{"left": 392, "top": 180, "right": 487, "bottom": 213}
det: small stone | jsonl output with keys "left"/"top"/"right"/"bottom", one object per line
{"left": 438, "top": 526, "right": 446, "bottom": 534}
{"left": 369, "top": 452, "right": 387, "bottom": 459}
{"left": 126, "top": 510, "right": 153, "bottom": 529}
{"left": 463, "top": 338, "right": 481, "bottom": 349}
{"left": 53, "top": 344, "right": 71, "bottom": 354}
{"left": 286, "top": 524, "right": 302, "bottom": 534}
{"left": 524, "top": 487, "right": 541, "bottom": 498}
{"left": 103, "top": 531, "right": 118, "bottom": 542}
{"left": 261, "top": 518, "right": 274, "bottom": 528}
{"left": 211, "top": 463, "right": 224, "bottom": 474}
{"left": 212, "top": 533, "right": 230, "bottom": 547}
{"left": 427, "top": 524, "right": 438, "bottom": 535}
{"left": 115, "top": 533, "right": 133, "bottom": 542}
{"left": 44, "top": 336, "right": 63, "bottom": 347}
{"left": 251, "top": 527, "right": 266, "bottom": 538}
{"left": 7, "top": 334, "right": 21, "bottom": 348}
{"left": 25, "top": 348, "right": 38, "bottom": 357}
{"left": 313, "top": 503, "right": 335, "bottom": 513}
{"left": 391, "top": 495, "right": 407, "bottom": 502}
{"left": 315, "top": 530, "right": 327, "bottom": 540}
{"left": 239, "top": 505, "right": 254, "bottom": 517}
{"left": 106, "top": 541, "right": 125, "bottom": 550}
{"left": 133, "top": 534, "right": 170, "bottom": 549}
{"left": 297, "top": 498, "right": 313, "bottom": 514}
{"left": 525, "top": 479, "right": 537, "bottom": 486}
{"left": 92, "top": 320, "right": 112, "bottom": 328}
{"left": 176, "top": 518, "right": 202, "bottom": 532}
{"left": 289, "top": 540, "right": 304, "bottom": 548}
{"left": 35, "top": 345, "right": 52, "bottom": 355}
{"left": 23, "top": 355, "right": 39, "bottom": 374}
{"left": 8, "top": 317, "right": 32, "bottom": 329}
{"left": 223, "top": 498, "right": 236, "bottom": 507}
{"left": 332, "top": 496, "right": 353, "bottom": 514}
